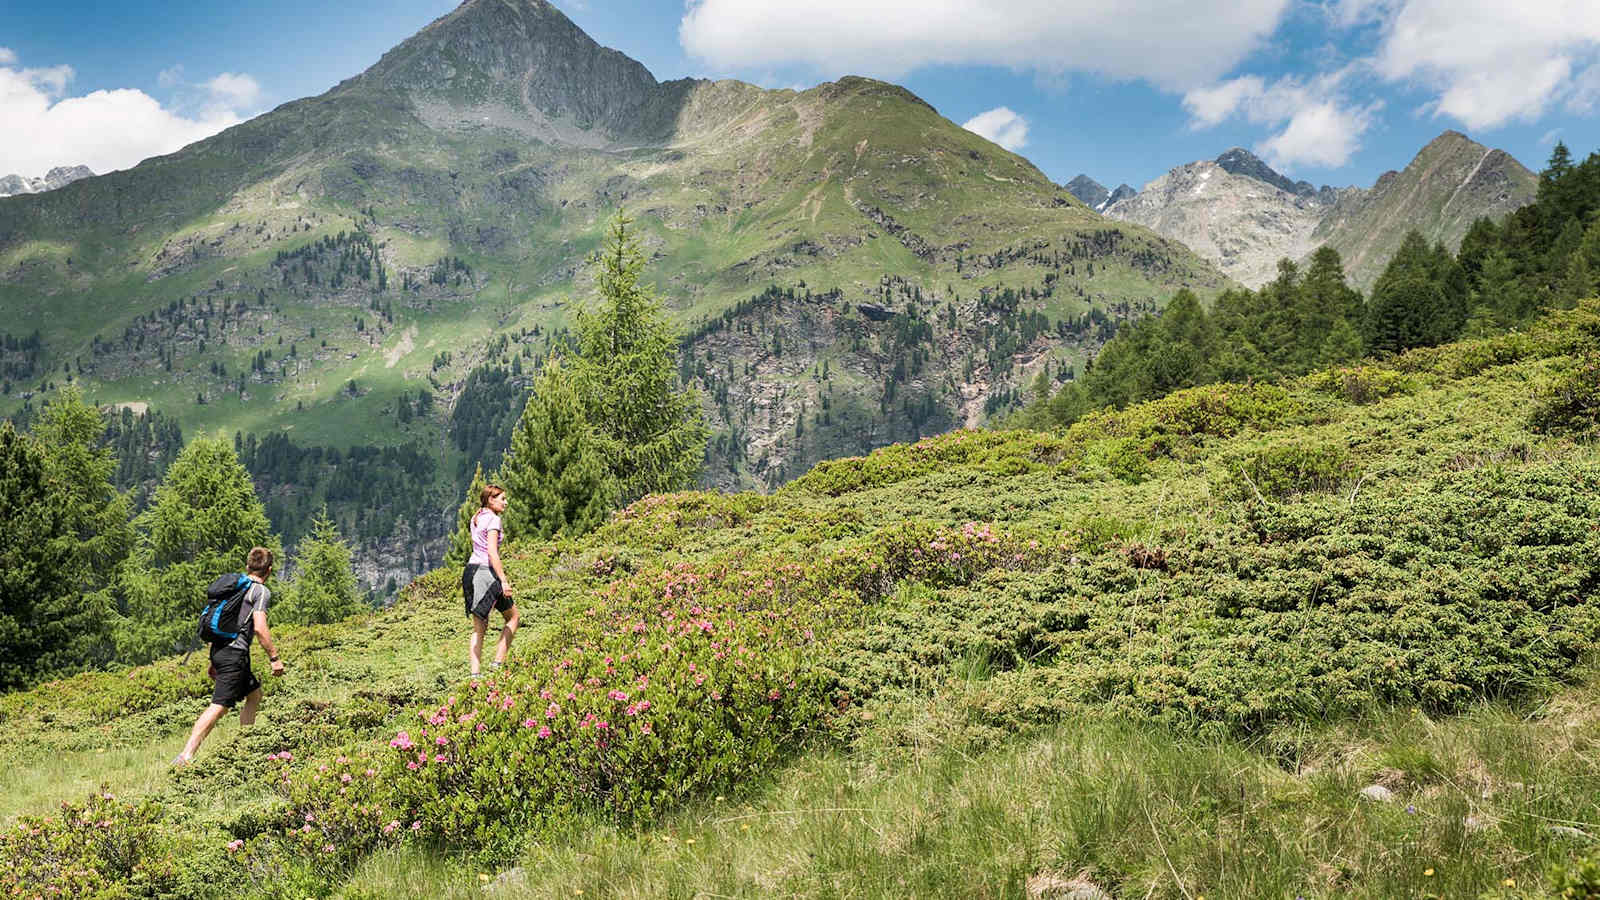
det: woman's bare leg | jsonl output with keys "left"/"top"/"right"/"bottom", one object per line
{"left": 495, "top": 604, "right": 520, "bottom": 665}
{"left": 469, "top": 615, "right": 490, "bottom": 676}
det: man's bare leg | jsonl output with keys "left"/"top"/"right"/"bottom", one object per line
{"left": 238, "top": 687, "right": 263, "bottom": 726}
{"left": 177, "top": 703, "right": 230, "bottom": 763}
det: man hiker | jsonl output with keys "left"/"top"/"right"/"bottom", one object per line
{"left": 173, "top": 546, "right": 284, "bottom": 766}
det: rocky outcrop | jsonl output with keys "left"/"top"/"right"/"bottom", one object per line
{"left": 0, "top": 165, "right": 93, "bottom": 198}
{"left": 1105, "top": 136, "right": 1535, "bottom": 290}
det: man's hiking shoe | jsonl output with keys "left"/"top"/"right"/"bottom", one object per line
{"left": 170, "top": 753, "right": 192, "bottom": 768}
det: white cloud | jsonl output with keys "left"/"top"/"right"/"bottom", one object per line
{"left": 1367, "top": 0, "right": 1600, "bottom": 129}
{"left": 1257, "top": 99, "right": 1379, "bottom": 169}
{"left": 1182, "top": 76, "right": 1265, "bottom": 128}
{"left": 1540, "top": 128, "right": 1564, "bottom": 146}
{"left": 1569, "top": 63, "right": 1600, "bottom": 115}
{"left": 205, "top": 72, "right": 261, "bottom": 110}
{"left": 679, "top": 0, "right": 1292, "bottom": 90}
{"left": 157, "top": 65, "right": 184, "bottom": 89}
{"left": 962, "top": 107, "right": 1029, "bottom": 151}
{"left": 0, "top": 47, "right": 16, "bottom": 66}
{"left": 0, "top": 52, "right": 262, "bottom": 178}
{"left": 1183, "top": 71, "right": 1379, "bottom": 170}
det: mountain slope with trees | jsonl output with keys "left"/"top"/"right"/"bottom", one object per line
{"left": 0, "top": 0, "right": 1227, "bottom": 583}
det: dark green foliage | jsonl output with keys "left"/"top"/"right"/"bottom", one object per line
{"left": 120, "top": 437, "right": 278, "bottom": 663}
{"left": 275, "top": 510, "right": 364, "bottom": 626}
{"left": 574, "top": 213, "right": 709, "bottom": 503}
{"left": 1015, "top": 252, "right": 1365, "bottom": 430}
{"left": 0, "top": 422, "right": 100, "bottom": 690}
{"left": 498, "top": 360, "right": 618, "bottom": 543}
{"left": 239, "top": 432, "right": 446, "bottom": 550}
{"left": 446, "top": 463, "right": 489, "bottom": 568}
{"left": 1364, "top": 230, "right": 1467, "bottom": 353}
{"left": 27, "top": 388, "right": 133, "bottom": 675}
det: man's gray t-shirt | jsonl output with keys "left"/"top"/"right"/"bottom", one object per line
{"left": 226, "top": 581, "right": 272, "bottom": 651}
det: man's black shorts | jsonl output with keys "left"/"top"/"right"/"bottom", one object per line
{"left": 210, "top": 646, "right": 261, "bottom": 708}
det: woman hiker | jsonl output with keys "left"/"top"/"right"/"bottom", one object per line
{"left": 462, "top": 483, "right": 519, "bottom": 679}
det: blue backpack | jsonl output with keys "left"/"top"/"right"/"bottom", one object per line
{"left": 198, "top": 573, "right": 254, "bottom": 645}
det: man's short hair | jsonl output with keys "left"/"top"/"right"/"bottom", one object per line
{"left": 246, "top": 546, "right": 274, "bottom": 576}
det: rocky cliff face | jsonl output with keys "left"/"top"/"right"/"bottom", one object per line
{"left": 1105, "top": 138, "right": 1535, "bottom": 290}
{"left": 0, "top": 165, "right": 94, "bottom": 198}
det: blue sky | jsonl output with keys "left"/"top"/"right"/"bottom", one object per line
{"left": 3, "top": 0, "right": 1598, "bottom": 193}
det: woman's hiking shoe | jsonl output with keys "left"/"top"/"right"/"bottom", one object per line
{"left": 170, "top": 753, "right": 192, "bottom": 768}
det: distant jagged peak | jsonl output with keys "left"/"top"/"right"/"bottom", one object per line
{"left": 0, "top": 164, "right": 94, "bottom": 198}
{"left": 1214, "top": 147, "right": 1317, "bottom": 198}
{"left": 1065, "top": 175, "right": 1109, "bottom": 209}
{"left": 1104, "top": 183, "right": 1137, "bottom": 207}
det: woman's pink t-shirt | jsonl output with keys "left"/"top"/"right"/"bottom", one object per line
{"left": 468, "top": 509, "right": 502, "bottom": 566}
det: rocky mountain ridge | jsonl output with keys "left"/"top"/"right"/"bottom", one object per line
{"left": 1064, "top": 175, "right": 1135, "bottom": 212}
{"left": 1101, "top": 135, "right": 1535, "bottom": 289}
{"left": 0, "top": 165, "right": 94, "bottom": 198}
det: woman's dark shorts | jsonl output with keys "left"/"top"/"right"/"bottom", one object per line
{"left": 209, "top": 646, "right": 261, "bottom": 708}
{"left": 462, "top": 564, "right": 511, "bottom": 619}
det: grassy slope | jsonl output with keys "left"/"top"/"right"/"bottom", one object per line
{"left": 11, "top": 303, "right": 1600, "bottom": 897}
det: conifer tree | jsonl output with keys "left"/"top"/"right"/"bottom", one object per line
{"left": 31, "top": 387, "right": 133, "bottom": 668}
{"left": 446, "top": 463, "right": 488, "bottom": 567}
{"left": 574, "top": 212, "right": 709, "bottom": 503}
{"left": 0, "top": 422, "right": 95, "bottom": 689}
{"left": 276, "top": 509, "right": 363, "bottom": 625}
{"left": 499, "top": 360, "right": 618, "bottom": 542}
{"left": 119, "top": 437, "right": 277, "bottom": 662}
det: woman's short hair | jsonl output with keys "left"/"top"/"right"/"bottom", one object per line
{"left": 246, "top": 546, "right": 274, "bottom": 576}
{"left": 480, "top": 483, "right": 505, "bottom": 508}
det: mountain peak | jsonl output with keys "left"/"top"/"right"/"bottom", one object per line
{"left": 1214, "top": 147, "right": 1316, "bottom": 198}
{"left": 349, "top": 0, "right": 663, "bottom": 144}
{"left": 1065, "top": 175, "right": 1109, "bottom": 208}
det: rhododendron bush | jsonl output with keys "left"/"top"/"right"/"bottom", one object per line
{"left": 274, "top": 521, "right": 1058, "bottom": 863}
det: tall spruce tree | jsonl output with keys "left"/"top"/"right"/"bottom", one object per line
{"left": 276, "top": 509, "right": 363, "bottom": 626}
{"left": 119, "top": 437, "right": 277, "bottom": 662}
{"left": 0, "top": 422, "right": 99, "bottom": 690}
{"left": 574, "top": 212, "right": 709, "bottom": 503}
{"left": 31, "top": 387, "right": 132, "bottom": 669}
{"left": 499, "top": 360, "right": 618, "bottom": 542}
{"left": 446, "top": 463, "right": 489, "bottom": 567}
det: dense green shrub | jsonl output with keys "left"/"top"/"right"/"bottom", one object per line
{"left": 787, "top": 429, "right": 1066, "bottom": 497}
{"left": 1302, "top": 365, "right": 1417, "bottom": 404}
{"left": 1531, "top": 355, "right": 1600, "bottom": 435}
{"left": 1218, "top": 439, "right": 1352, "bottom": 501}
